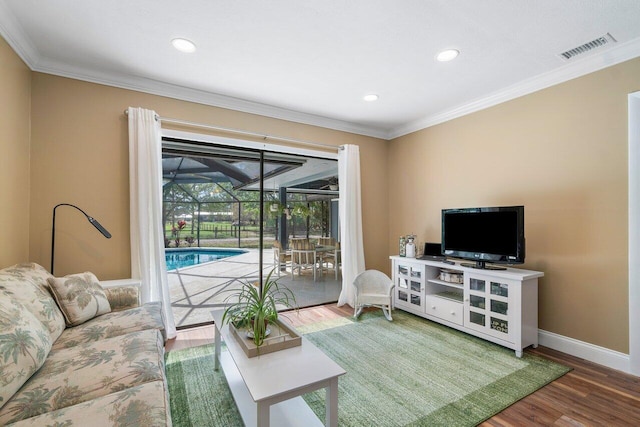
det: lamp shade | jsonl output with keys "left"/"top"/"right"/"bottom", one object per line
{"left": 51, "top": 203, "right": 111, "bottom": 275}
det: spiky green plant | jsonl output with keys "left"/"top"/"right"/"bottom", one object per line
{"left": 221, "top": 269, "right": 296, "bottom": 346}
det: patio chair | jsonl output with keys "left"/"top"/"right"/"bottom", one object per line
{"left": 289, "top": 237, "right": 309, "bottom": 247}
{"left": 290, "top": 238, "right": 317, "bottom": 280}
{"left": 273, "top": 240, "right": 291, "bottom": 276}
{"left": 317, "top": 237, "right": 335, "bottom": 246}
{"left": 353, "top": 270, "right": 395, "bottom": 321}
{"left": 318, "top": 239, "right": 340, "bottom": 280}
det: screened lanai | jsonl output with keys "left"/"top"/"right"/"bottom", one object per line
{"left": 162, "top": 138, "right": 341, "bottom": 327}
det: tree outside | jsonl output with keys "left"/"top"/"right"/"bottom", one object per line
{"left": 163, "top": 182, "right": 332, "bottom": 248}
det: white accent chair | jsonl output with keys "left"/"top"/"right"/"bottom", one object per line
{"left": 353, "top": 270, "right": 395, "bottom": 321}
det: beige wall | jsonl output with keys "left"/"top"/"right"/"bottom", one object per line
{"left": 0, "top": 38, "right": 31, "bottom": 266}
{"left": 389, "top": 57, "right": 640, "bottom": 353}
{"left": 5, "top": 33, "right": 638, "bottom": 354}
{"left": 28, "top": 73, "right": 389, "bottom": 279}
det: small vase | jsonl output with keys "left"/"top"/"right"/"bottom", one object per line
{"left": 399, "top": 236, "right": 406, "bottom": 257}
{"left": 406, "top": 235, "right": 416, "bottom": 258}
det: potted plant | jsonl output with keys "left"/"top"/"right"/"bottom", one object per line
{"left": 291, "top": 203, "right": 312, "bottom": 218}
{"left": 267, "top": 200, "right": 294, "bottom": 220}
{"left": 221, "top": 269, "right": 297, "bottom": 346}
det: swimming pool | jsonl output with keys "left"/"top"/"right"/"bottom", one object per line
{"left": 165, "top": 248, "right": 247, "bottom": 270}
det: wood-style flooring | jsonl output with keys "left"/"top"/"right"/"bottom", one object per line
{"left": 166, "top": 304, "right": 640, "bottom": 426}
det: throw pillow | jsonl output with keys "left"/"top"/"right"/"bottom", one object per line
{"left": 47, "top": 272, "right": 111, "bottom": 326}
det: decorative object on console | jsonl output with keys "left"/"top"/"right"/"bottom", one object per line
{"left": 439, "top": 268, "right": 463, "bottom": 284}
{"left": 405, "top": 234, "right": 417, "bottom": 258}
{"left": 399, "top": 236, "right": 406, "bottom": 257}
{"left": 50, "top": 203, "right": 112, "bottom": 274}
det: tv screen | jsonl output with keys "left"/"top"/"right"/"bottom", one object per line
{"left": 442, "top": 206, "right": 524, "bottom": 269}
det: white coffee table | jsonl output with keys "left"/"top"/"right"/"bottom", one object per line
{"left": 211, "top": 310, "right": 346, "bottom": 427}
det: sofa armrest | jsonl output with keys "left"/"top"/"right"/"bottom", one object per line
{"left": 100, "top": 279, "right": 142, "bottom": 311}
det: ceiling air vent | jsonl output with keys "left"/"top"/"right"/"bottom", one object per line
{"left": 558, "top": 33, "right": 617, "bottom": 61}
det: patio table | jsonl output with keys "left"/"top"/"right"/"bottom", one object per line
{"left": 314, "top": 245, "right": 339, "bottom": 280}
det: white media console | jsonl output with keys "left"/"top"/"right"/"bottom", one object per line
{"left": 390, "top": 256, "right": 544, "bottom": 357}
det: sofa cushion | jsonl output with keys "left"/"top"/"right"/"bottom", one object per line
{"left": 0, "top": 329, "right": 165, "bottom": 425}
{"left": 103, "top": 285, "right": 140, "bottom": 312}
{"left": 52, "top": 301, "right": 165, "bottom": 350}
{"left": 0, "top": 263, "right": 66, "bottom": 342}
{"left": 48, "top": 272, "right": 111, "bottom": 326}
{"left": 3, "top": 380, "right": 170, "bottom": 427}
{"left": 0, "top": 298, "right": 52, "bottom": 411}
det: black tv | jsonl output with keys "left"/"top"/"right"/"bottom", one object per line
{"left": 441, "top": 206, "right": 525, "bottom": 270}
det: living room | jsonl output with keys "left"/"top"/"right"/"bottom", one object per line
{"left": 1, "top": 2, "right": 640, "bottom": 425}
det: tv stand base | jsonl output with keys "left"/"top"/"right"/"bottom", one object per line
{"left": 390, "top": 256, "right": 543, "bottom": 357}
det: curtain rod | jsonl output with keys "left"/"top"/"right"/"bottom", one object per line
{"left": 124, "top": 109, "right": 342, "bottom": 151}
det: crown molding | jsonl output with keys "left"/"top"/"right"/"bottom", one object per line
{"left": 36, "top": 35, "right": 640, "bottom": 142}
{"left": 0, "top": 2, "right": 39, "bottom": 67}
{"left": 34, "top": 57, "right": 391, "bottom": 140}
{"left": 0, "top": 6, "right": 388, "bottom": 140}
{"left": 2, "top": 4, "right": 640, "bottom": 142}
{"left": 389, "top": 37, "right": 640, "bottom": 139}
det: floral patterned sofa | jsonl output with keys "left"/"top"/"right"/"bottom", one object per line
{"left": 0, "top": 263, "right": 171, "bottom": 426}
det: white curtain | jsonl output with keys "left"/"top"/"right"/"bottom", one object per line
{"left": 128, "top": 107, "right": 177, "bottom": 339}
{"left": 337, "top": 144, "right": 366, "bottom": 308}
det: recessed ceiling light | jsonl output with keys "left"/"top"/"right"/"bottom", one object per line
{"left": 172, "top": 38, "right": 196, "bottom": 53}
{"left": 363, "top": 94, "right": 379, "bottom": 102}
{"left": 436, "top": 49, "right": 459, "bottom": 62}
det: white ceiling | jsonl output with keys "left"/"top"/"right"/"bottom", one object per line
{"left": 2, "top": 1, "right": 640, "bottom": 139}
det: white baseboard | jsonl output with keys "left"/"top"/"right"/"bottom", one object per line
{"left": 538, "top": 329, "right": 631, "bottom": 374}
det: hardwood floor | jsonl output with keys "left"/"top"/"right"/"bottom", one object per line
{"left": 165, "top": 304, "right": 640, "bottom": 426}
{"left": 481, "top": 345, "right": 640, "bottom": 426}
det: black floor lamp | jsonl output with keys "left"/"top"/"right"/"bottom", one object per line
{"left": 51, "top": 203, "right": 112, "bottom": 275}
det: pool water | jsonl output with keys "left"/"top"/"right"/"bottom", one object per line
{"left": 165, "top": 249, "right": 247, "bottom": 270}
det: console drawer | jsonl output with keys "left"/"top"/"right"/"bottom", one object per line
{"left": 425, "top": 296, "right": 463, "bottom": 326}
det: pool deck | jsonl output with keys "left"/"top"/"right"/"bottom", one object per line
{"left": 168, "top": 248, "right": 342, "bottom": 327}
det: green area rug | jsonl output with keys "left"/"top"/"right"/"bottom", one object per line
{"left": 165, "top": 311, "right": 570, "bottom": 426}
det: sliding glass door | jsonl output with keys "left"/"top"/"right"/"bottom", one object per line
{"left": 161, "top": 137, "right": 339, "bottom": 328}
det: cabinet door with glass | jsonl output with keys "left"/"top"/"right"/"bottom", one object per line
{"left": 464, "top": 274, "right": 516, "bottom": 343}
{"left": 394, "top": 261, "right": 425, "bottom": 312}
